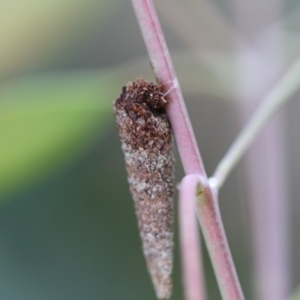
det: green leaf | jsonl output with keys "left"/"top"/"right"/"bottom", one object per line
{"left": 0, "top": 71, "right": 115, "bottom": 199}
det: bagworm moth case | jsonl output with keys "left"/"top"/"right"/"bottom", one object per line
{"left": 114, "top": 78, "right": 174, "bottom": 299}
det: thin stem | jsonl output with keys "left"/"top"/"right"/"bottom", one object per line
{"left": 131, "top": 0, "right": 205, "bottom": 176}
{"left": 131, "top": 1, "right": 244, "bottom": 299}
{"left": 232, "top": 4, "right": 290, "bottom": 299}
{"left": 179, "top": 175, "right": 207, "bottom": 300}
{"left": 213, "top": 57, "right": 300, "bottom": 189}
{"left": 196, "top": 178, "right": 245, "bottom": 300}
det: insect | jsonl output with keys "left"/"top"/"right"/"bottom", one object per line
{"left": 114, "top": 78, "right": 174, "bottom": 300}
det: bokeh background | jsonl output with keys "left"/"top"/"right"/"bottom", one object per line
{"left": 1, "top": 0, "right": 300, "bottom": 299}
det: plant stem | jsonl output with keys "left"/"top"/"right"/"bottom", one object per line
{"left": 131, "top": 1, "right": 244, "bottom": 299}
{"left": 196, "top": 178, "right": 245, "bottom": 300}
{"left": 179, "top": 175, "right": 207, "bottom": 300}
{"left": 213, "top": 56, "right": 300, "bottom": 189}
{"left": 131, "top": 0, "right": 205, "bottom": 176}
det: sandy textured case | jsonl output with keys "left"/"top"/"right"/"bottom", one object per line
{"left": 114, "top": 78, "right": 174, "bottom": 299}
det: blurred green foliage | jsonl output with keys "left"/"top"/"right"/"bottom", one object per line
{"left": 0, "top": 72, "right": 115, "bottom": 199}
{"left": 292, "top": 285, "right": 300, "bottom": 300}
{"left": 0, "top": 0, "right": 117, "bottom": 77}
{"left": 0, "top": 0, "right": 120, "bottom": 198}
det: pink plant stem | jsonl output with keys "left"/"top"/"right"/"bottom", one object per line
{"left": 197, "top": 179, "right": 245, "bottom": 300}
{"left": 179, "top": 175, "right": 207, "bottom": 300}
{"left": 131, "top": 1, "right": 245, "bottom": 299}
{"left": 131, "top": 0, "right": 205, "bottom": 176}
{"left": 232, "top": 1, "right": 290, "bottom": 298}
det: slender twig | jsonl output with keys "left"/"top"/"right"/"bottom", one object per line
{"left": 196, "top": 178, "right": 245, "bottom": 300}
{"left": 233, "top": 2, "right": 290, "bottom": 299}
{"left": 212, "top": 56, "right": 300, "bottom": 189}
{"left": 131, "top": 1, "right": 245, "bottom": 299}
{"left": 179, "top": 175, "right": 207, "bottom": 300}
{"left": 131, "top": 0, "right": 205, "bottom": 176}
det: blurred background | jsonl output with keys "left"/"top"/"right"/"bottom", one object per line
{"left": 1, "top": 0, "right": 300, "bottom": 299}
